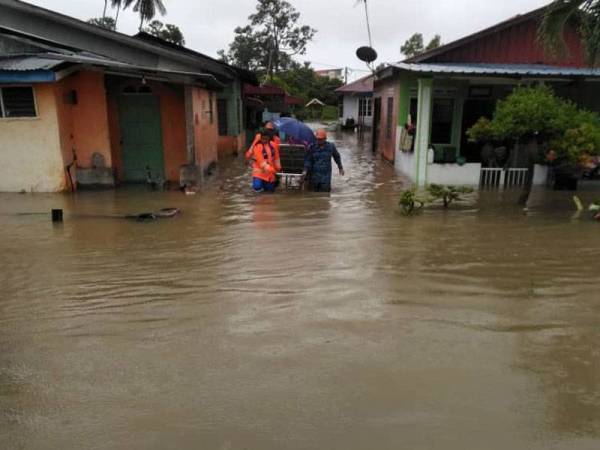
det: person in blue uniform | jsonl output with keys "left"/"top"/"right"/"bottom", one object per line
{"left": 301, "top": 128, "right": 345, "bottom": 192}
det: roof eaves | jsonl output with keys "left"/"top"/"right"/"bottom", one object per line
{"left": 4, "top": 0, "right": 237, "bottom": 81}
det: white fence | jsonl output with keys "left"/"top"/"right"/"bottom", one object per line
{"left": 480, "top": 168, "right": 530, "bottom": 190}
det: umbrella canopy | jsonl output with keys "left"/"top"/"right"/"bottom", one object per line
{"left": 273, "top": 118, "right": 316, "bottom": 147}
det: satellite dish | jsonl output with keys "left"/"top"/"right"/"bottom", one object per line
{"left": 356, "top": 46, "right": 378, "bottom": 63}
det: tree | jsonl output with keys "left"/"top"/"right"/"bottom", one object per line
{"left": 401, "top": 33, "right": 424, "bottom": 58}
{"left": 270, "top": 62, "right": 343, "bottom": 105}
{"left": 539, "top": 0, "right": 600, "bottom": 64}
{"left": 144, "top": 20, "right": 186, "bottom": 45}
{"left": 220, "top": 0, "right": 316, "bottom": 78}
{"left": 112, "top": 0, "right": 133, "bottom": 28}
{"left": 88, "top": 16, "right": 117, "bottom": 30}
{"left": 129, "top": 0, "right": 166, "bottom": 31}
{"left": 401, "top": 33, "right": 442, "bottom": 58}
{"left": 426, "top": 34, "right": 442, "bottom": 51}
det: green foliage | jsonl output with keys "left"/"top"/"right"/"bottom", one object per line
{"left": 219, "top": 0, "right": 316, "bottom": 78}
{"left": 401, "top": 33, "right": 442, "bottom": 58}
{"left": 399, "top": 188, "right": 426, "bottom": 215}
{"left": 466, "top": 117, "right": 494, "bottom": 143}
{"left": 143, "top": 20, "right": 185, "bottom": 46}
{"left": 550, "top": 122, "right": 600, "bottom": 164}
{"left": 490, "top": 85, "right": 581, "bottom": 140}
{"left": 129, "top": 0, "right": 166, "bottom": 30}
{"left": 539, "top": 0, "right": 600, "bottom": 65}
{"left": 427, "top": 184, "right": 474, "bottom": 208}
{"left": 321, "top": 105, "right": 338, "bottom": 121}
{"left": 426, "top": 34, "right": 442, "bottom": 51}
{"left": 269, "top": 62, "right": 343, "bottom": 105}
{"left": 467, "top": 85, "right": 600, "bottom": 167}
{"left": 88, "top": 16, "right": 117, "bottom": 30}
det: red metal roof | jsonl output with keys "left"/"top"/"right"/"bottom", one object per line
{"left": 335, "top": 75, "right": 374, "bottom": 94}
{"left": 405, "top": 5, "right": 587, "bottom": 68}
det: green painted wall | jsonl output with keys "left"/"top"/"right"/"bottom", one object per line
{"left": 217, "top": 80, "right": 242, "bottom": 137}
{"left": 397, "top": 75, "right": 417, "bottom": 127}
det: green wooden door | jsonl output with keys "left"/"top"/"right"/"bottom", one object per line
{"left": 118, "top": 95, "right": 165, "bottom": 182}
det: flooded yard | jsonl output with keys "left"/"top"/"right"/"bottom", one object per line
{"left": 1, "top": 131, "right": 600, "bottom": 450}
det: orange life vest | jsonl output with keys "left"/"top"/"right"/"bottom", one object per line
{"left": 252, "top": 141, "right": 281, "bottom": 182}
{"left": 245, "top": 134, "right": 281, "bottom": 160}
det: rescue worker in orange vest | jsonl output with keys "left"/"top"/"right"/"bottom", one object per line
{"left": 245, "top": 121, "right": 281, "bottom": 161}
{"left": 251, "top": 130, "right": 282, "bottom": 192}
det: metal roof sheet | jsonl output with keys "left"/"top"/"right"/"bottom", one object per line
{"left": 335, "top": 75, "right": 374, "bottom": 94}
{"left": 392, "top": 62, "right": 600, "bottom": 78}
{"left": 0, "top": 55, "right": 63, "bottom": 71}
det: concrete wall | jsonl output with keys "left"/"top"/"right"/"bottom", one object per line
{"left": 192, "top": 87, "right": 219, "bottom": 173}
{"left": 395, "top": 150, "right": 417, "bottom": 181}
{"left": 427, "top": 163, "right": 482, "bottom": 186}
{"left": 0, "top": 83, "right": 66, "bottom": 192}
{"left": 374, "top": 78, "right": 399, "bottom": 162}
{"left": 107, "top": 79, "right": 187, "bottom": 184}
{"left": 56, "top": 72, "right": 113, "bottom": 171}
{"left": 340, "top": 95, "right": 373, "bottom": 127}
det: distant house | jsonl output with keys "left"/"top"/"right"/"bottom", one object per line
{"left": 373, "top": 5, "right": 600, "bottom": 188}
{"left": 242, "top": 84, "right": 303, "bottom": 132}
{"left": 315, "top": 68, "right": 344, "bottom": 81}
{"left": 335, "top": 75, "right": 374, "bottom": 128}
{"left": 0, "top": 0, "right": 257, "bottom": 192}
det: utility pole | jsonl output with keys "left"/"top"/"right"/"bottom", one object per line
{"left": 344, "top": 67, "right": 349, "bottom": 84}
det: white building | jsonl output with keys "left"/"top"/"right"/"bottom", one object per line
{"left": 335, "top": 75, "right": 374, "bottom": 128}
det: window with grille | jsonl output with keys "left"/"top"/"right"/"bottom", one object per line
{"left": 358, "top": 97, "right": 373, "bottom": 118}
{"left": 217, "top": 98, "right": 228, "bottom": 136}
{"left": 386, "top": 97, "right": 394, "bottom": 139}
{"left": 0, "top": 86, "right": 37, "bottom": 118}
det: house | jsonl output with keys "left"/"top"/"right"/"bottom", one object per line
{"left": 335, "top": 75, "right": 374, "bottom": 128}
{"left": 0, "top": 0, "right": 257, "bottom": 192}
{"left": 373, "top": 5, "right": 600, "bottom": 188}
{"left": 315, "top": 68, "right": 345, "bottom": 81}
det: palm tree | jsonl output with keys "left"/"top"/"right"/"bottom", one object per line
{"left": 111, "top": 0, "right": 134, "bottom": 28}
{"left": 539, "top": 0, "right": 600, "bottom": 65}
{"left": 130, "top": 0, "right": 167, "bottom": 31}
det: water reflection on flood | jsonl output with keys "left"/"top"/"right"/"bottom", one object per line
{"left": 1, "top": 130, "right": 600, "bottom": 450}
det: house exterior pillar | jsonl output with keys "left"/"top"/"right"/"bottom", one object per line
{"left": 415, "top": 78, "right": 433, "bottom": 187}
{"left": 184, "top": 85, "right": 196, "bottom": 165}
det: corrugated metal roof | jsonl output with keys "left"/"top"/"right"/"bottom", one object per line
{"left": 0, "top": 55, "right": 63, "bottom": 71}
{"left": 392, "top": 62, "right": 600, "bottom": 78}
{"left": 335, "top": 75, "right": 374, "bottom": 94}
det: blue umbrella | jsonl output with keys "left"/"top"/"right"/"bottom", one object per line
{"left": 273, "top": 118, "right": 316, "bottom": 147}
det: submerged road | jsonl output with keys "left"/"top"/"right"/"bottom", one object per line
{"left": 1, "top": 130, "right": 600, "bottom": 449}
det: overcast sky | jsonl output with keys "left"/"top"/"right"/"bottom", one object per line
{"left": 27, "top": 0, "right": 550, "bottom": 80}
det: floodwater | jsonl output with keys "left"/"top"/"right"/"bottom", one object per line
{"left": 1, "top": 130, "right": 600, "bottom": 450}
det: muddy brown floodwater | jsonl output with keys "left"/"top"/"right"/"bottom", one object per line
{"left": 1, "top": 130, "right": 600, "bottom": 450}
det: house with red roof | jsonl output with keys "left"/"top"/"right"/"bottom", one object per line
{"left": 335, "top": 75, "right": 374, "bottom": 128}
{"left": 373, "top": 4, "right": 600, "bottom": 188}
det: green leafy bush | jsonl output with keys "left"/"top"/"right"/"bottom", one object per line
{"left": 466, "top": 117, "right": 494, "bottom": 143}
{"left": 550, "top": 122, "right": 600, "bottom": 165}
{"left": 427, "top": 184, "right": 474, "bottom": 208}
{"left": 399, "top": 189, "right": 426, "bottom": 215}
{"left": 467, "top": 85, "right": 600, "bottom": 167}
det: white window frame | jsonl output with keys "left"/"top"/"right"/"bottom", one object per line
{"left": 0, "top": 85, "right": 38, "bottom": 119}
{"left": 358, "top": 97, "right": 373, "bottom": 118}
